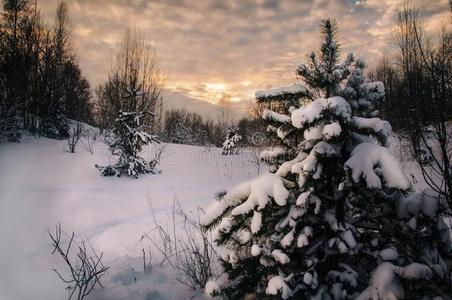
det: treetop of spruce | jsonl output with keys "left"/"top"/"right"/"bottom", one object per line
{"left": 203, "top": 18, "right": 450, "bottom": 300}
{"left": 296, "top": 19, "right": 354, "bottom": 99}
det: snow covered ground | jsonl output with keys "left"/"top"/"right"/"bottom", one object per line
{"left": 0, "top": 135, "right": 264, "bottom": 300}
{"left": 0, "top": 131, "right": 433, "bottom": 300}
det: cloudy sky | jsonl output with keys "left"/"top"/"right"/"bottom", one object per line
{"left": 37, "top": 0, "right": 450, "bottom": 119}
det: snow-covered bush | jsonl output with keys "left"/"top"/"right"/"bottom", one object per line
{"left": 96, "top": 110, "right": 159, "bottom": 178}
{"left": 202, "top": 19, "right": 451, "bottom": 299}
{"left": 222, "top": 125, "right": 242, "bottom": 155}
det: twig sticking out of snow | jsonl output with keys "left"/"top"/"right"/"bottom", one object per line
{"left": 143, "top": 196, "right": 220, "bottom": 290}
{"left": 48, "top": 224, "right": 109, "bottom": 300}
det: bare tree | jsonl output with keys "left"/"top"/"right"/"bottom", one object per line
{"left": 66, "top": 122, "right": 83, "bottom": 153}
{"left": 392, "top": 3, "right": 426, "bottom": 155}
{"left": 368, "top": 55, "right": 402, "bottom": 129}
{"left": 415, "top": 28, "right": 452, "bottom": 203}
{"left": 393, "top": 4, "right": 452, "bottom": 203}
{"left": 95, "top": 27, "right": 165, "bottom": 130}
{"left": 49, "top": 224, "right": 109, "bottom": 300}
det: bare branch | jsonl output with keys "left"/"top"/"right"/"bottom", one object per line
{"left": 49, "top": 224, "right": 109, "bottom": 300}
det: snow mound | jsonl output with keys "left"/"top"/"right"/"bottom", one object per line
{"left": 250, "top": 211, "right": 262, "bottom": 233}
{"left": 361, "top": 81, "right": 385, "bottom": 100}
{"left": 345, "top": 143, "right": 411, "bottom": 190}
{"left": 352, "top": 117, "right": 391, "bottom": 134}
{"left": 251, "top": 244, "right": 261, "bottom": 256}
{"left": 291, "top": 141, "right": 340, "bottom": 178}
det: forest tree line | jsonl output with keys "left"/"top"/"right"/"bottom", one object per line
{"left": 1, "top": 0, "right": 450, "bottom": 152}
{"left": 0, "top": 0, "right": 92, "bottom": 141}
{"left": 370, "top": 4, "right": 451, "bottom": 157}
{"left": 0, "top": 0, "right": 263, "bottom": 147}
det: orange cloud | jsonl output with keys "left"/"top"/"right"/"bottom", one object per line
{"left": 37, "top": 0, "right": 450, "bottom": 114}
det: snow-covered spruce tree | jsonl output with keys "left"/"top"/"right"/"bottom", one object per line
{"left": 222, "top": 125, "right": 242, "bottom": 155}
{"left": 96, "top": 99, "right": 159, "bottom": 178}
{"left": 202, "top": 19, "right": 451, "bottom": 299}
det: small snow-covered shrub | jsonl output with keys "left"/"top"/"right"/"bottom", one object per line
{"left": 96, "top": 110, "right": 159, "bottom": 178}
{"left": 222, "top": 125, "right": 242, "bottom": 155}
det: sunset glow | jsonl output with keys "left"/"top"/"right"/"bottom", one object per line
{"left": 35, "top": 0, "right": 450, "bottom": 114}
{"left": 204, "top": 83, "right": 227, "bottom": 92}
{"left": 1, "top": 1, "right": 451, "bottom": 299}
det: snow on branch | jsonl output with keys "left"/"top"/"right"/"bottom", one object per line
{"left": 356, "top": 262, "right": 438, "bottom": 300}
{"left": 201, "top": 174, "right": 289, "bottom": 226}
{"left": 322, "top": 122, "right": 342, "bottom": 139}
{"left": 200, "top": 182, "right": 251, "bottom": 227}
{"left": 262, "top": 109, "right": 291, "bottom": 124}
{"left": 292, "top": 141, "right": 340, "bottom": 178}
{"left": 265, "top": 275, "right": 293, "bottom": 299}
{"left": 291, "top": 96, "right": 351, "bottom": 129}
{"left": 230, "top": 173, "right": 289, "bottom": 215}
{"left": 260, "top": 147, "right": 287, "bottom": 164}
{"left": 255, "top": 83, "right": 311, "bottom": 102}
{"left": 352, "top": 116, "right": 391, "bottom": 144}
{"left": 361, "top": 81, "right": 385, "bottom": 101}
{"left": 345, "top": 143, "right": 411, "bottom": 190}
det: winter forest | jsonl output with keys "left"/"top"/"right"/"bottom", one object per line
{"left": 0, "top": 0, "right": 451, "bottom": 299}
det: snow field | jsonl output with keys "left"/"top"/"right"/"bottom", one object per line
{"left": 0, "top": 135, "right": 264, "bottom": 300}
